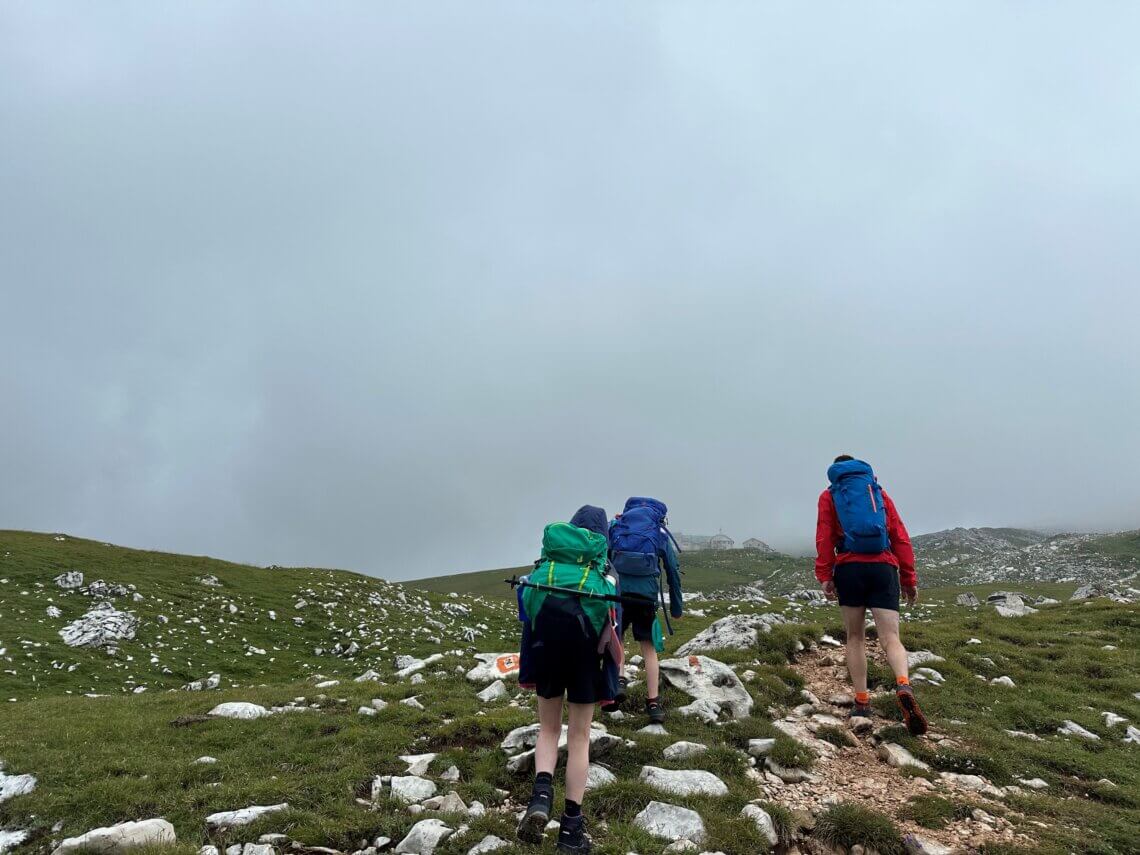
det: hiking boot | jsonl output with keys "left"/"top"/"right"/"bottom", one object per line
{"left": 850, "top": 703, "right": 874, "bottom": 719}
{"left": 614, "top": 676, "right": 628, "bottom": 706}
{"left": 646, "top": 699, "right": 666, "bottom": 725}
{"left": 516, "top": 787, "right": 553, "bottom": 844}
{"left": 896, "top": 685, "right": 928, "bottom": 736}
{"left": 556, "top": 814, "right": 592, "bottom": 854}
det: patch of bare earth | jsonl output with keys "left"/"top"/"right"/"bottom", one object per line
{"left": 764, "top": 643, "right": 1040, "bottom": 854}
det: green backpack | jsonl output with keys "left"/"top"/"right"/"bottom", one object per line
{"left": 523, "top": 522, "right": 615, "bottom": 635}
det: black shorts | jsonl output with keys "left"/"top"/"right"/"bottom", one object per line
{"left": 527, "top": 597, "right": 605, "bottom": 704}
{"left": 833, "top": 562, "right": 900, "bottom": 611}
{"left": 620, "top": 599, "right": 657, "bottom": 642}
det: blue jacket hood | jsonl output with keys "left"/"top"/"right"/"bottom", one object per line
{"left": 570, "top": 505, "right": 610, "bottom": 545}
{"left": 827, "top": 458, "right": 875, "bottom": 485}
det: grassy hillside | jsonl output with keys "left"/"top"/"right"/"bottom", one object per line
{"left": 0, "top": 530, "right": 519, "bottom": 701}
{"left": 2, "top": 530, "right": 1139, "bottom": 855}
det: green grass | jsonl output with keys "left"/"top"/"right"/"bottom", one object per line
{"left": 900, "top": 794, "right": 972, "bottom": 829}
{"left": 813, "top": 803, "right": 903, "bottom": 855}
{"left": 2, "top": 529, "right": 1140, "bottom": 855}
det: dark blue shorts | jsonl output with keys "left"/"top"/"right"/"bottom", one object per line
{"left": 834, "top": 562, "right": 900, "bottom": 611}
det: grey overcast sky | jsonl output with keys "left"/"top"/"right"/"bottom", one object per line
{"left": 3, "top": 3, "right": 1139, "bottom": 580}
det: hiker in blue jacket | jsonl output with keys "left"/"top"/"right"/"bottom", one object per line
{"left": 609, "top": 497, "right": 683, "bottom": 724}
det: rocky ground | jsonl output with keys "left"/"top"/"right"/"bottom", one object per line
{"left": 1, "top": 531, "right": 1139, "bottom": 855}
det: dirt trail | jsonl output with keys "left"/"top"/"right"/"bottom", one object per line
{"left": 768, "top": 641, "right": 1036, "bottom": 853}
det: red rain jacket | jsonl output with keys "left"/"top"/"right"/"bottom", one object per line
{"left": 815, "top": 488, "right": 917, "bottom": 588}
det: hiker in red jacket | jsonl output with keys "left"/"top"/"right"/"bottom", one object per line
{"left": 815, "top": 455, "right": 928, "bottom": 735}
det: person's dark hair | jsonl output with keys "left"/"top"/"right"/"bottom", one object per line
{"left": 833, "top": 454, "right": 855, "bottom": 463}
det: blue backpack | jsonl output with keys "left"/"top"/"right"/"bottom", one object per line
{"left": 827, "top": 459, "right": 891, "bottom": 554}
{"left": 610, "top": 497, "right": 676, "bottom": 601}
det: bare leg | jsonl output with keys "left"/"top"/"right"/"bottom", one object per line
{"left": 640, "top": 640, "right": 659, "bottom": 698}
{"left": 842, "top": 606, "right": 868, "bottom": 693}
{"left": 871, "top": 607, "right": 909, "bottom": 680}
{"left": 534, "top": 695, "right": 564, "bottom": 776}
{"left": 563, "top": 702, "right": 595, "bottom": 804}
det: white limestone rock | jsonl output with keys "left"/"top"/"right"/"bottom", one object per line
{"left": 51, "top": 819, "right": 175, "bottom": 855}
{"left": 740, "top": 804, "right": 778, "bottom": 846}
{"left": 663, "top": 741, "right": 708, "bottom": 761}
{"left": 990, "top": 676, "right": 1016, "bottom": 688}
{"left": 0, "top": 765, "right": 37, "bottom": 804}
{"left": 208, "top": 702, "right": 271, "bottom": 720}
{"left": 59, "top": 603, "right": 138, "bottom": 649}
{"left": 1058, "top": 720, "right": 1100, "bottom": 740}
{"left": 395, "top": 819, "right": 453, "bottom": 855}
{"left": 466, "top": 836, "right": 508, "bottom": 855}
{"left": 906, "top": 651, "right": 945, "bottom": 668}
{"left": 476, "top": 681, "right": 508, "bottom": 703}
{"left": 675, "top": 613, "right": 789, "bottom": 655}
{"left": 640, "top": 766, "right": 728, "bottom": 797}
{"left": 747, "top": 738, "right": 776, "bottom": 758}
{"left": 390, "top": 776, "right": 437, "bottom": 804}
{"left": 400, "top": 754, "right": 437, "bottom": 776}
{"left": 877, "top": 743, "right": 930, "bottom": 772}
{"left": 585, "top": 764, "right": 617, "bottom": 790}
{"left": 54, "top": 571, "right": 84, "bottom": 589}
{"left": 0, "top": 831, "right": 29, "bottom": 854}
{"left": 633, "top": 801, "right": 707, "bottom": 844}
{"left": 677, "top": 698, "right": 721, "bottom": 724}
{"left": 659, "top": 655, "right": 752, "bottom": 719}
{"left": 205, "top": 803, "right": 289, "bottom": 829}
{"left": 465, "top": 653, "right": 520, "bottom": 683}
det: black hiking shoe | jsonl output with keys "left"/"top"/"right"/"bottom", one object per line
{"left": 614, "top": 676, "right": 628, "bottom": 707}
{"left": 896, "top": 685, "right": 928, "bottom": 736}
{"left": 517, "top": 788, "right": 553, "bottom": 844}
{"left": 646, "top": 699, "right": 666, "bottom": 725}
{"left": 556, "top": 814, "right": 592, "bottom": 854}
{"left": 850, "top": 703, "right": 874, "bottom": 719}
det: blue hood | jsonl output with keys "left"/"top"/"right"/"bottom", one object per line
{"left": 570, "top": 505, "right": 610, "bottom": 545}
{"left": 827, "top": 458, "right": 875, "bottom": 485}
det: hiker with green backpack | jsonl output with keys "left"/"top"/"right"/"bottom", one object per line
{"left": 515, "top": 505, "right": 621, "bottom": 854}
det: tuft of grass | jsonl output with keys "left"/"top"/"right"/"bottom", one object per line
{"left": 768, "top": 736, "right": 816, "bottom": 771}
{"left": 815, "top": 725, "right": 855, "bottom": 748}
{"left": 813, "top": 803, "right": 904, "bottom": 855}
{"left": 900, "top": 794, "right": 972, "bottom": 829}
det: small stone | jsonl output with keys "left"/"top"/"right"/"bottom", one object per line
{"left": 206, "top": 804, "right": 289, "bottom": 829}
{"left": 51, "top": 819, "right": 175, "bottom": 855}
{"left": 466, "top": 836, "right": 508, "bottom": 855}
{"left": 740, "top": 804, "right": 778, "bottom": 846}
{"left": 633, "top": 801, "right": 707, "bottom": 843}
{"left": 395, "top": 819, "right": 453, "bottom": 855}
{"left": 391, "top": 776, "right": 437, "bottom": 804}
{"left": 476, "top": 680, "right": 508, "bottom": 703}
{"left": 639, "top": 766, "right": 728, "bottom": 797}
{"left": 747, "top": 738, "right": 776, "bottom": 757}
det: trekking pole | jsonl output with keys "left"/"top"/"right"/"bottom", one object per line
{"left": 504, "top": 575, "right": 655, "bottom": 608}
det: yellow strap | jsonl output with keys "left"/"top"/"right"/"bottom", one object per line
{"left": 547, "top": 560, "right": 555, "bottom": 585}
{"left": 577, "top": 564, "right": 590, "bottom": 590}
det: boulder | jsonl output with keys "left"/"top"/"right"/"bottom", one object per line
{"left": 740, "top": 805, "right": 778, "bottom": 847}
{"left": 208, "top": 702, "right": 271, "bottom": 720}
{"left": 205, "top": 803, "right": 289, "bottom": 829}
{"left": 675, "top": 613, "right": 789, "bottom": 656}
{"left": 395, "top": 819, "right": 453, "bottom": 855}
{"left": 659, "top": 655, "right": 752, "bottom": 719}
{"left": 939, "top": 773, "right": 1003, "bottom": 799}
{"left": 1124, "top": 725, "right": 1140, "bottom": 745}
{"left": 956, "top": 592, "right": 980, "bottom": 607}
{"left": 639, "top": 766, "right": 728, "bottom": 797}
{"left": 990, "top": 676, "right": 1016, "bottom": 688}
{"left": 986, "top": 592, "right": 1037, "bottom": 617}
{"left": 59, "top": 603, "right": 138, "bottom": 648}
{"left": 663, "top": 741, "right": 709, "bottom": 761}
{"left": 633, "top": 801, "right": 707, "bottom": 844}
{"left": 1018, "top": 778, "right": 1048, "bottom": 790}
{"left": 465, "top": 653, "right": 519, "bottom": 683}
{"left": 1102, "top": 712, "right": 1127, "bottom": 728}
{"left": 183, "top": 673, "right": 222, "bottom": 691}
{"left": 51, "top": 819, "right": 175, "bottom": 855}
